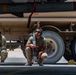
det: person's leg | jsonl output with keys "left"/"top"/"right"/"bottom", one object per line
{"left": 25, "top": 47, "right": 32, "bottom": 66}
{"left": 41, "top": 52, "right": 47, "bottom": 60}
{"left": 38, "top": 52, "right": 47, "bottom": 66}
{"left": 1, "top": 50, "right": 8, "bottom": 62}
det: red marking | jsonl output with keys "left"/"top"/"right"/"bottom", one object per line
{"left": 27, "top": 2, "right": 36, "bottom": 28}
{"left": 3, "top": 4, "right": 6, "bottom": 12}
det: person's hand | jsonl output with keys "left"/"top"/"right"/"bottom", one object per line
{"left": 30, "top": 44, "right": 35, "bottom": 48}
{"left": 30, "top": 44, "right": 38, "bottom": 49}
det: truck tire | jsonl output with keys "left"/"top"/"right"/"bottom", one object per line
{"left": 71, "top": 38, "right": 76, "bottom": 61}
{"left": 42, "top": 30, "right": 65, "bottom": 64}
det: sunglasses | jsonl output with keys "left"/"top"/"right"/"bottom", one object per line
{"left": 35, "top": 31, "right": 41, "bottom": 33}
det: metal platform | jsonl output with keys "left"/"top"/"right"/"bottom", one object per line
{"left": 0, "top": 65, "right": 76, "bottom": 75}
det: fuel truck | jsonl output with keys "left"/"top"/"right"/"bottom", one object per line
{"left": 0, "top": 0, "right": 76, "bottom": 64}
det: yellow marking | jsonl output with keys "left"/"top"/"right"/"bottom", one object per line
{"left": 68, "top": 59, "right": 75, "bottom": 65}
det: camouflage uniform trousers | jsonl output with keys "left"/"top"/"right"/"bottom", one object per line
{"left": 0, "top": 48, "right": 8, "bottom": 62}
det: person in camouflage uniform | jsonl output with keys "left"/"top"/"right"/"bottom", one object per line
{"left": 25, "top": 27, "right": 47, "bottom": 66}
{"left": 0, "top": 32, "right": 8, "bottom": 62}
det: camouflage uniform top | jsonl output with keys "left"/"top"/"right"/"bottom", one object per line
{"left": 27, "top": 36, "right": 47, "bottom": 52}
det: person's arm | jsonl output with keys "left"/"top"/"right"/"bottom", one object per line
{"left": 38, "top": 47, "right": 46, "bottom": 59}
{"left": 26, "top": 36, "right": 35, "bottom": 48}
{"left": 26, "top": 42, "right": 34, "bottom": 48}
{"left": 38, "top": 38, "right": 47, "bottom": 58}
{"left": 2, "top": 35, "right": 6, "bottom": 49}
{"left": 42, "top": 38, "right": 47, "bottom": 52}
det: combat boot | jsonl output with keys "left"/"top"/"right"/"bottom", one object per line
{"left": 25, "top": 63, "right": 32, "bottom": 66}
{"left": 1, "top": 60, "right": 4, "bottom": 62}
{"left": 38, "top": 58, "right": 43, "bottom": 66}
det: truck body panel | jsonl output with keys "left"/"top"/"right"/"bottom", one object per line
{"left": 0, "top": 1, "right": 76, "bottom": 63}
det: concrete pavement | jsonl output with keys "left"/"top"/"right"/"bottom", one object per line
{"left": 5, "top": 48, "right": 27, "bottom": 63}
{"left": 5, "top": 48, "right": 68, "bottom": 64}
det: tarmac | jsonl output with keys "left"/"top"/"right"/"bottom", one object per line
{"left": 5, "top": 48, "right": 27, "bottom": 63}
{"left": 5, "top": 47, "right": 68, "bottom": 64}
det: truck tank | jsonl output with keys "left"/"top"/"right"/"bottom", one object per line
{"left": 0, "top": 0, "right": 76, "bottom": 64}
